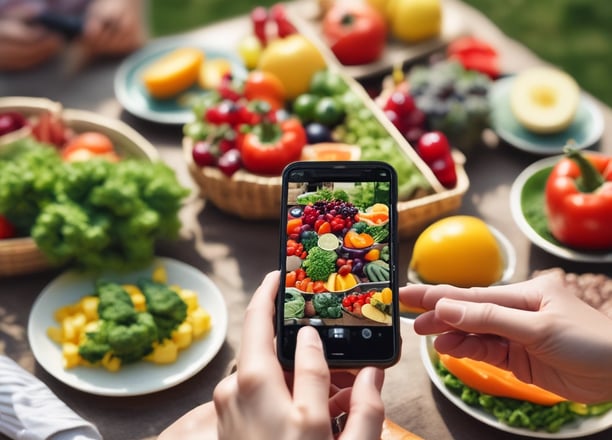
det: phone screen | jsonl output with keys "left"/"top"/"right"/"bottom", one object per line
{"left": 277, "top": 161, "right": 400, "bottom": 369}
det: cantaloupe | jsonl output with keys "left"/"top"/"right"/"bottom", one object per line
{"left": 142, "top": 47, "right": 204, "bottom": 99}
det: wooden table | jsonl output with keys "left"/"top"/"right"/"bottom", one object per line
{"left": 1, "top": 1, "right": 611, "bottom": 439}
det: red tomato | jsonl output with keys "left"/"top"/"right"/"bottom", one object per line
{"left": 243, "top": 70, "right": 286, "bottom": 110}
{"left": 62, "top": 132, "right": 119, "bottom": 162}
{"left": 322, "top": 3, "right": 387, "bottom": 66}
{"left": 0, "top": 215, "right": 16, "bottom": 239}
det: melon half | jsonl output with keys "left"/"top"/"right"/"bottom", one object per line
{"left": 509, "top": 67, "right": 580, "bottom": 134}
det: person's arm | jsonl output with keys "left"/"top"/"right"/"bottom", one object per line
{"left": 400, "top": 271, "right": 612, "bottom": 404}
{"left": 80, "top": 0, "right": 146, "bottom": 57}
{"left": 0, "top": 17, "right": 64, "bottom": 71}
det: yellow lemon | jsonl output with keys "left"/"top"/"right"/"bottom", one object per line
{"left": 410, "top": 216, "right": 504, "bottom": 287}
{"left": 257, "top": 34, "right": 327, "bottom": 100}
{"left": 387, "top": 0, "right": 442, "bottom": 43}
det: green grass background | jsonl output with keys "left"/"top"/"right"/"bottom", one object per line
{"left": 149, "top": 0, "right": 612, "bottom": 107}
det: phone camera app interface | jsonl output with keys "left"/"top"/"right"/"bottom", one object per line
{"left": 282, "top": 178, "right": 394, "bottom": 329}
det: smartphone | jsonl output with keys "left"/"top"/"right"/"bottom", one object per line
{"left": 277, "top": 161, "right": 400, "bottom": 369}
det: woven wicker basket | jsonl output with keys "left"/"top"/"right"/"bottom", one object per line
{"left": 0, "top": 96, "right": 159, "bottom": 277}
{"left": 184, "top": 136, "right": 469, "bottom": 238}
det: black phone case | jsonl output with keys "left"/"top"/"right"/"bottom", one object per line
{"left": 276, "top": 161, "right": 401, "bottom": 370}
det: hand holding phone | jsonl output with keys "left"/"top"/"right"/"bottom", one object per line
{"left": 277, "top": 161, "right": 400, "bottom": 369}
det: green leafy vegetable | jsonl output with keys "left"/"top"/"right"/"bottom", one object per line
{"left": 302, "top": 246, "right": 337, "bottom": 281}
{"left": 437, "top": 360, "right": 611, "bottom": 433}
{"left": 284, "top": 289, "right": 305, "bottom": 319}
{"left": 0, "top": 142, "right": 190, "bottom": 271}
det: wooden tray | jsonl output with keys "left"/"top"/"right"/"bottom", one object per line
{"left": 0, "top": 96, "right": 159, "bottom": 277}
{"left": 285, "top": 0, "right": 469, "bottom": 81}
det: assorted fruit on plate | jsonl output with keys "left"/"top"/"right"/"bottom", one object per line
{"left": 114, "top": 37, "right": 248, "bottom": 124}
{"left": 510, "top": 152, "right": 612, "bottom": 263}
{"left": 489, "top": 70, "right": 604, "bottom": 155}
{"left": 283, "top": 0, "right": 469, "bottom": 80}
{"left": 28, "top": 257, "right": 228, "bottom": 396}
{"left": 421, "top": 335, "right": 612, "bottom": 438}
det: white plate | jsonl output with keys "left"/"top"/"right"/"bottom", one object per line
{"left": 28, "top": 257, "right": 228, "bottom": 396}
{"left": 489, "top": 76, "right": 604, "bottom": 155}
{"left": 420, "top": 335, "right": 612, "bottom": 438}
{"left": 509, "top": 156, "right": 612, "bottom": 263}
{"left": 114, "top": 36, "right": 247, "bottom": 124}
{"left": 407, "top": 224, "right": 517, "bottom": 286}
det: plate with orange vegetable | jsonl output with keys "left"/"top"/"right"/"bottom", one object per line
{"left": 28, "top": 257, "right": 228, "bottom": 396}
{"left": 114, "top": 36, "right": 247, "bottom": 124}
{"left": 420, "top": 335, "right": 612, "bottom": 437}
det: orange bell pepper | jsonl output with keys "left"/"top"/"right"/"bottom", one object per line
{"left": 439, "top": 353, "right": 567, "bottom": 406}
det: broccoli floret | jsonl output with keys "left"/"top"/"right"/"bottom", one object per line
{"left": 300, "top": 230, "right": 319, "bottom": 252}
{"left": 78, "top": 312, "right": 158, "bottom": 364}
{"left": 78, "top": 323, "right": 111, "bottom": 364}
{"left": 138, "top": 279, "right": 187, "bottom": 341}
{"left": 96, "top": 280, "right": 137, "bottom": 324}
{"left": 106, "top": 312, "right": 158, "bottom": 363}
{"left": 302, "top": 247, "right": 337, "bottom": 281}
{"left": 312, "top": 293, "right": 342, "bottom": 318}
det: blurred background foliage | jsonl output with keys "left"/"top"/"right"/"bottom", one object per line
{"left": 149, "top": 0, "right": 612, "bottom": 107}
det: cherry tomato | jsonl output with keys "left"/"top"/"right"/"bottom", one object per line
{"left": 0, "top": 215, "right": 16, "bottom": 239}
{"left": 61, "top": 132, "right": 118, "bottom": 162}
{"left": 244, "top": 70, "right": 286, "bottom": 110}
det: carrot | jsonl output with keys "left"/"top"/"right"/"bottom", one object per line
{"left": 439, "top": 354, "right": 567, "bottom": 406}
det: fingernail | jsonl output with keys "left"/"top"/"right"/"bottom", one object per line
{"left": 297, "top": 325, "right": 323, "bottom": 349}
{"left": 436, "top": 299, "right": 466, "bottom": 325}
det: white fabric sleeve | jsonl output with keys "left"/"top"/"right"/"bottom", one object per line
{"left": 0, "top": 355, "right": 102, "bottom": 440}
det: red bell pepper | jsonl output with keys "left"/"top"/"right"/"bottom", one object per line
{"left": 545, "top": 147, "right": 612, "bottom": 250}
{"left": 240, "top": 116, "right": 306, "bottom": 176}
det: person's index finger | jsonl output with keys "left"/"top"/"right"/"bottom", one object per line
{"left": 237, "top": 271, "right": 280, "bottom": 368}
{"left": 405, "top": 279, "right": 544, "bottom": 312}
{"left": 435, "top": 298, "right": 543, "bottom": 345}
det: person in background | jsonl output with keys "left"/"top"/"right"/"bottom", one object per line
{"left": 0, "top": 0, "right": 146, "bottom": 71}
{"left": 158, "top": 271, "right": 386, "bottom": 440}
{"left": 400, "top": 270, "right": 612, "bottom": 404}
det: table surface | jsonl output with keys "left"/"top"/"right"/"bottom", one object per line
{"left": 1, "top": 1, "right": 611, "bottom": 439}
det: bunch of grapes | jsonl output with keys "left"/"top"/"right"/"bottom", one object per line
{"left": 408, "top": 60, "right": 491, "bottom": 153}
{"left": 302, "top": 200, "right": 359, "bottom": 233}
